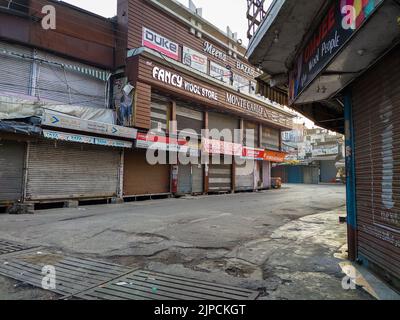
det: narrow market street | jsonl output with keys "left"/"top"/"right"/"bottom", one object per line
{"left": 0, "top": 184, "right": 372, "bottom": 300}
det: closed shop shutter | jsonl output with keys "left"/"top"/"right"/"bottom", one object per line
{"left": 263, "top": 161, "right": 271, "bottom": 189}
{"left": 352, "top": 45, "right": 400, "bottom": 280}
{"left": 178, "top": 164, "right": 192, "bottom": 194}
{"left": 176, "top": 104, "right": 203, "bottom": 135}
{"left": 235, "top": 160, "right": 255, "bottom": 191}
{"left": 254, "top": 161, "right": 262, "bottom": 189}
{"left": 209, "top": 160, "right": 232, "bottom": 192}
{"left": 303, "top": 166, "right": 319, "bottom": 184}
{"left": 208, "top": 112, "right": 239, "bottom": 142}
{"left": 243, "top": 121, "right": 259, "bottom": 147}
{"left": 177, "top": 163, "right": 204, "bottom": 195}
{"left": 192, "top": 163, "right": 204, "bottom": 194}
{"left": 261, "top": 126, "right": 280, "bottom": 150}
{"left": 287, "top": 166, "right": 303, "bottom": 184}
{"left": 151, "top": 96, "right": 170, "bottom": 133}
{"left": 0, "top": 41, "right": 32, "bottom": 95}
{"left": 0, "top": 140, "right": 25, "bottom": 202}
{"left": 36, "top": 51, "right": 108, "bottom": 108}
{"left": 124, "top": 149, "right": 170, "bottom": 196}
{"left": 26, "top": 140, "right": 120, "bottom": 200}
{"left": 320, "top": 160, "right": 338, "bottom": 183}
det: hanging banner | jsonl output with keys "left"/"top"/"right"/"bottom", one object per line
{"left": 242, "top": 147, "right": 287, "bottom": 162}
{"left": 202, "top": 138, "right": 242, "bottom": 156}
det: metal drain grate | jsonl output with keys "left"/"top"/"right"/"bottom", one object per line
{"left": 0, "top": 239, "right": 35, "bottom": 256}
{"left": 74, "top": 270, "right": 260, "bottom": 300}
{"left": 0, "top": 250, "right": 133, "bottom": 296}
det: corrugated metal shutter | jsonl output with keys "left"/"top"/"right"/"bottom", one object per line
{"left": 209, "top": 160, "right": 232, "bottom": 192}
{"left": 261, "top": 126, "right": 280, "bottom": 150}
{"left": 124, "top": 149, "right": 170, "bottom": 196}
{"left": 192, "top": 163, "right": 203, "bottom": 194}
{"left": 254, "top": 161, "right": 262, "bottom": 189}
{"left": 26, "top": 140, "right": 120, "bottom": 201}
{"left": 303, "top": 166, "right": 319, "bottom": 184}
{"left": 243, "top": 121, "right": 259, "bottom": 147}
{"left": 287, "top": 166, "right": 303, "bottom": 184}
{"left": 151, "top": 96, "right": 169, "bottom": 133}
{"left": 36, "top": 51, "right": 107, "bottom": 108}
{"left": 0, "top": 140, "right": 25, "bottom": 202}
{"left": 263, "top": 161, "right": 271, "bottom": 189}
{"left": 208, "top": 112, "right": 239, "bottom": 142}
{"left": 352, "top": 45, "right": 400, "bottom": 280}
{"left": 235, "top": 160, "right": 255, "bottom": 191}
{"left": 320, "top": 160, "right": 337, "bottom": 183}
{"left": 178, "top": 164, "right": 192, "bottom": 194}
{"left": 0, "top": 41, "right": 32, "bottom": 95}
{"left": 176, "top": 104, "right": 203, "bottom": 135}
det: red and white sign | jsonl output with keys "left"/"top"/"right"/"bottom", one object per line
{"left": 182, "top": 46, "right": 208, "bottom": 74}
{"left": 242, "top": 147, "right": 287, "bottom": 163}
{"left": 142, "top": 27, "right": 179, "bottom": 61}
{"left": 136, "top": 132, "right": 199, "bottom": 156}
{"left": 202, "top": 138, "right": 242, "bottom": 156}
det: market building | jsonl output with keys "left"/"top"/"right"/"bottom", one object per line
{"left": 0, "top": 0, "right": 292, "bottom": 210}
{"left": 246, "top": 0, "right": 400, "bottom": 289}
{"left": 0, "top": 0, "right": 136, "bottom": 208}
{"left": 116, "top": 0, "right": 293, "bottom": 196}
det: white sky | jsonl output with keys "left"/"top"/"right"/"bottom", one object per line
{"left": 62, "top": 0, "right": 273, "bottom": 46}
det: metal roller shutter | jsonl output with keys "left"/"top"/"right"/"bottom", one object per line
{"left": 208, "top": 112, "right": 239, "bottom": 142}
{"left": 261, "top": 126, "right": 280, "bottom": 150}
{"left": 320, "top": 160, "right": 338, "bottom": 183}
{"left": 0, "top": 41, "right": 33, "bottom": 95}
{"left": 209, "top": 161, "right": 232, "bottom": 192}
{"left": 150, "top": 97, "right": 169, "bottom": 133}
{"left": 263, "top": 161, "right": 271, "bottom": 189}
{"left": 124, "top": 149, "right": 170, "bottom": 196}
{"left": 178, "top": 164, "right": 192, "bottom": 195}
{"left": 243, "top": 121, "right": 259, "bottom": 147}
{"left": 254, "top": 161, "right": 262, "bottom": 189}
{"left": 176, "top": 104, "right": 203, "bottom": 135}
{"left": 26, "top": 140, "right": 120, "bottom": 201}
{"left": 192, "top": 163, "right": 203, "bottom": 194}
{"left": 235, "top": 160, "right": 255, "bottom": 191}
{"left": 0, "top": 140, "right": 25, "bottom": 203}
{"left": 352, "top": 45, "right": 400, "bottom": 280}
{"left": 35, "top": 51, "right": 108, "bottom": 108}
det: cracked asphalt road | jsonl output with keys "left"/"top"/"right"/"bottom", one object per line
{"left": 0, "top": 184, "right": 372, "bottom": 300}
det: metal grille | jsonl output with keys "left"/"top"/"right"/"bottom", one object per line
{"left": 0, "top": 239, "right": 35, "bottom": 256}
{"left": 352, "top": 45, "right": 400, "bottom": 280}
{"left": 74, "top": 270, "right": 259, "bottom": 300}
{"left": 0, "top": 250, "right": 132, "bottom": 297}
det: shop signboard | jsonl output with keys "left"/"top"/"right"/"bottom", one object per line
{"left": 209, "top": 61, "right": 231, "bottom": 84}
{"left": 289, "top": 0, "right": 383, "bottom": 104}
{"left": 142, "top": 27, "right": 180, "bottom": 61}
{"left": 242, "top": 147, "right": 287, "bottom": 163}
{"left": 43, "top": 130, "right": 133, "bottom": 148}
{"left": 202, "top": 138, "right": 242, "bottom": 156}
{"left": 182, "top": 46, "right": 208, "bottom": 74}
{"left": 42, "top": 110, "right": 137, "bottom": 139}
{"left": 136, "top": 132, "right": 199, "bottom": 156}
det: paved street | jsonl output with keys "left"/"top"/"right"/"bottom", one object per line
{"left": 0, "top": 184, "right": 372, "bottom": 300}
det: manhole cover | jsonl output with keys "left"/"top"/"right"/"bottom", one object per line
{"left": 0, "top": 250, "right": 133, "bottom": 296}
{"left": 74, "top": 270, "right": 259, "bottom": 300}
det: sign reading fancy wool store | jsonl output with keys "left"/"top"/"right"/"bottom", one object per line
{"left": 152, "top": 66, "right": 218, "bottom": 101}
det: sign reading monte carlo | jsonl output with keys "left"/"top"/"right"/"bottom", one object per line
{"left": 151, "top": 65, "right": 291, "bottom": 128}
{"left": 289, "top": 0, "right": 383, "bottom": 104}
